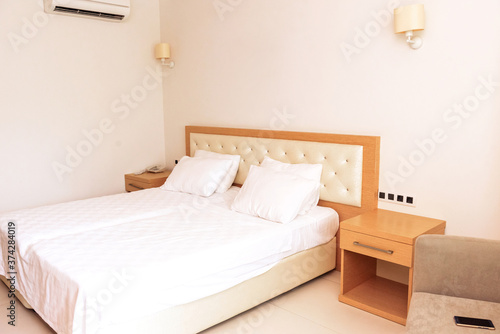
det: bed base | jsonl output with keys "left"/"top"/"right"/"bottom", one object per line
{"left": 0, "top": 274, "right": 32, "bottom": 309}
{"left": 99, "top": 237, "right": 335, "bottom": 334}
{"left": 0, "top": 238, "right": 334, "bottom": 333}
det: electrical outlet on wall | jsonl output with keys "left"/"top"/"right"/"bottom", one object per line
{"left": 378, "top": 191, "right": 416, "bottom": 207}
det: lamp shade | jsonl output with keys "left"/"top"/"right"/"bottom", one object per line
{"left": 394, "top": 4, "right": 425, "bottom": 33}
{"left": 155, "top": 43, "right": 171, "bottom": 59}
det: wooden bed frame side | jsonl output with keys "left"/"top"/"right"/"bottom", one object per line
{"left": 185, "top": 125, "right": 381, "bottom": 267}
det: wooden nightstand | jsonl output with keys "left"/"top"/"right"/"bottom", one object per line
{"left": 338, "top": 209, "right": 445, "bottom": 325}
{"left": 124, "top": 170, "right": 171, "bottom": 192}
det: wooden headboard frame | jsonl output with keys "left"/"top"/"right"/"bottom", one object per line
{"left": 186, "top": 126, "right": 380, "bottom": 219}
{"left": 186, "top": 126, "right": 380, "bottom": 264}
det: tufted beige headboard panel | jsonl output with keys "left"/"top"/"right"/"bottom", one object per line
{"left": 186, "top": 126, "right": 380, "bottom": 222}
{"left": 190, "top": 133, "right": 363, "bottom": 207}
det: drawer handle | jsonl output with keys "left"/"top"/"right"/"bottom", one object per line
{"left": 128, "top": 183, "right": 144, "bottom": 190}
{"left": 353, "top": 241, "right": 394, "bottom": 255}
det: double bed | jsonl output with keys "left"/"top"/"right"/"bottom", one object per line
{"left": 0, "top": 126, "right": 380, "bottom": 333}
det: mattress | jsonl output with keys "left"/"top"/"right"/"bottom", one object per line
{"left": 0, "top": 187, "right": 338, "bottom": 334}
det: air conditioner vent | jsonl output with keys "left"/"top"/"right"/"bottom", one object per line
{"left": 44, "top": 0, "right": 130, "bottom": 22}
{"left": 54, "top": 6, "right": 125, "bottom": 20}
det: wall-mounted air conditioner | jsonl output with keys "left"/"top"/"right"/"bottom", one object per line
{"left": 44, "top": 0, "right": 130, "bottom": 22}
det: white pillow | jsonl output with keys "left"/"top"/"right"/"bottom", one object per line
{"left": 260, "top": 156, "right": 322, "bottom": 183}
{"left": 260, "top": 156, "right": 323, "bottom": 214}
{"left": 194, "top": 150, "right": 240, "bottom": 193}
{"left": 161, "top": 156, "right": 233, "bottom": 197}
{"left": 231, "top": 165, "right": 320, "bottom": 224}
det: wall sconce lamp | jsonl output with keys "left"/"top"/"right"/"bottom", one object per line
{"left": 394, "top": 4, "right": 425, "bottom": 49}
{"left": 155, "top": 43, "right": 174, "bottom": 68}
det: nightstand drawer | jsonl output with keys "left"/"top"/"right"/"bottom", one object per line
{"left": 341, "top": 230, "right": 412, "bottom": 267}
{"left": 125, "top": 180, "right": 151, "bottom": 192}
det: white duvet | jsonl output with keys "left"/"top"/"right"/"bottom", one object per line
{"left": 0, "top": 187, "right": 338, "bottom": 334}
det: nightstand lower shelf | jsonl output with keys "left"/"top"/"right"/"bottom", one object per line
{"left": 339, "top": 276, "right": 408, "bottom": 324}
{"left": 340, "top": 248, "right": 410, "bottom": 325}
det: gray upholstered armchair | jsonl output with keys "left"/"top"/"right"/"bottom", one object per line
{"left": 406, "top": 234, "right": 500, "bottom": 333}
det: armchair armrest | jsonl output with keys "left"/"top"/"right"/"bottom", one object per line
{"left": 413, "top": 235, "right": 500, "bottom": 303}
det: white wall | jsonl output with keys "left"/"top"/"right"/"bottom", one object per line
{"left": 0, "top": 0, "right": 165, "bottom": 212}
{"left": 159, "top": 0, "right": 500, "bottom": 239}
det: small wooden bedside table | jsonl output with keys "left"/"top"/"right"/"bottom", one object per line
{"left": 124, "top": 170, "right": 171, "bottom": 192}
{"left": 338, "top": 209, "right": 445, "bottom": 325}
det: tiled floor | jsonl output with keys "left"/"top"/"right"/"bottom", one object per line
{"left": 0, "top": 271, "right": 406, "bottom": 334}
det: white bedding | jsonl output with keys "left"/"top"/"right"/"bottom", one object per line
{"left": 0, "top": 187, "right": 338, "bottom": 334}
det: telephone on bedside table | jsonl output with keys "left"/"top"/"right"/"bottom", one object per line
{"left": 147, "top": 165, "right": 167, "bottom": 173}
{"left": 134, "top": 165, "right": 167, "bottom": 175}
